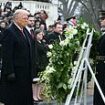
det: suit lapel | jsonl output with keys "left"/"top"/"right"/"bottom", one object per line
{"left": 23, "top": 28, "right": 32, "bottom": 60}
{"left": 9, "top": 23, "right": 32, "bottom": 61}
{"left": 23, "top": 28, "right": 31, "bottom": 47}
{"left": 10, "top": 23, "right": 29, "bottom": 45}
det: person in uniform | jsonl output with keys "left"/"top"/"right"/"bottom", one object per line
{"left": 94, "top": 10, "right": 105, "bottom": 105}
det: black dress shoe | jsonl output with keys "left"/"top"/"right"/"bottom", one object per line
{"left": 38, "top": 99, "right": 43, "bottom": 102}
{"left": 33, "top": 99, "right": 43, "bottom": 104}
{"left": 33, "top": 99, "right": 39, "bottom": 103}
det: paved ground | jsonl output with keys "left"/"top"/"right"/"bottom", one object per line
{"left": 0, "top": 94, "right": 93, "bottom": 105}
{"left": 0, "top": 79, "right": 94, "bottom": 105}
{"left": 35, "top": 79, "right": 94, "bottom": 105}
{"left": 0, "top": 96, "right": 93, "bottom": 105}
{"left": 33, "top": 95, "right": 93, "bottom": 105}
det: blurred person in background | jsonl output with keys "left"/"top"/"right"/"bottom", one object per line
{"left": 0, "top": 20, "right": 8, "bottom": 63}
{"left": 46, "top": 22, "right": 65, "bottom": 44}
{"left": 47, "top": 25, "right": 54, "bottom": 33}
{"left": 26, "top": 14, "right": 35, "bottom": 39}
{"left": 0, "top": 20, "right": 8, "bottom": 33}
{"left": 66, "top": 16, "right": 77, "bottom": 27}
{"left": 33, "top": 29, "right": 48, "bottom": 102}
{"left": 25, "top": 14, "right": 39, "bottom": 102}
{"left": 35, "top": 20, "right": 41, "bottom": 30}
{"left": 34, "top": 12, "right": 41, "bottom": 22}
{"left": 40, "top": 10, "right": 48, "bottom": 30}
{"left": 39, "top": 23, "right": 48, "bottom": 41}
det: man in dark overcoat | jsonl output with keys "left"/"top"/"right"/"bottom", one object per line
{"left": 0, "top": 9, "right": 33, "bottom": 105}
{"left": 94, "top": 10, "right": 105, "bottom": 105}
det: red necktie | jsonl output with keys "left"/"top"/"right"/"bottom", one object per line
{"left": 30, "top": 29, "right": 34, "bottom": 39}
{"left": 20, "top": 29, "right": 26, "bottom": 38}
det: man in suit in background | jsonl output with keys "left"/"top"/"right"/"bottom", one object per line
{"left": 26, "top": 14, "right": 35, "bottom": 39}
{"left": 46, "top": 22, "right": 65, "bottom": 44}
{"left": 26, "top": 14, "right": 39, "bottom": 102}
{"left": 0, "top": 9, "right": 34, "bottom": 105}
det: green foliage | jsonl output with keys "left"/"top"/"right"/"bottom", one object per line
{"left": 39, "top": 19, "right": 100, "bottom": 104}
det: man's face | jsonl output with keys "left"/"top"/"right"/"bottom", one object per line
{"left": 0, "top": 22, "right": 6, "bottom": 28}
{"left": 40, "top": 10, "right": 48, "bottom": 20}
{"left": 54, "top": 24, "right": 63, "bottom": 34}
{"left": 27, "top": 17, "right": 35, "bottom": 28}
{"left": 16, "top": 13, "right": 29, "bottom": 28}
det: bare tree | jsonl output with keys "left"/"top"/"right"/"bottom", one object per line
{"left": 50, "top": 0, "right": 105, "bottom": 29}
{"left": 75, "top": 0, "right": 105, "bottom": 29}
{"left": 58, "top": 0, "right": 80, "bottom": 20}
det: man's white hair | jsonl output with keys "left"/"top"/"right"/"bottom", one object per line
{"left": 13, "top": 9, "right": 29, "bottom": 19}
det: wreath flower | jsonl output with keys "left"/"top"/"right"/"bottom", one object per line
{"left": 39, "top": 18, "right": 100, "bottom": 103}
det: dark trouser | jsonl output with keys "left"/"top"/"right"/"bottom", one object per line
{"left": 94, "top": 84, "right": 105, "bottom": 105}
{"left": 93, "top": 65, "right": 105, "bottom": 105}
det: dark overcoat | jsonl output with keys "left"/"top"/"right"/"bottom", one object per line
{"left": 0, "top": 23, "right": 33, "bottom": 105}
{"left": 24, "top": 28, "right": 37, "bottom": 80}
{"left": 94, "top": 33, "right": 105, "bottom": 105}
{"left": 35, "top": 40, "right": 48, "bottom": 78}
{"left": 46, "top": 31, "right": 65, "bottom": 44}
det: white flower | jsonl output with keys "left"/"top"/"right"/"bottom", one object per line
{"left": 81, "top": 22, "right": 89, "bottom": 29}
{"left": 47, "top": 51, "right": 52, "bottom": 57}
{"left": 74, "top": 61, "right": 77, "bottom": 65}
{"left": 49, "top": 58, "right": 52, "bottom": 63}
{"left": 46, "top": 66, "right": 56, "bottom": 73}
{"left": 59, "top": 40, "right": 65, "bottom": 46}
{"left": 65, "top": 27, "right": 78, "bottom": 40}
{"left": 68, "top": 78, "right": 73, "bottom": 89}
{"left": 76, "top": 41, "right": 80, "bottom": 45}
{"left": 68, "top": 34, "right": 74, "bottom": 39}
{"left": 68, "top": 27, "right": 78, "bottom": 34}
{"left": 68, "top": 78, "right": 73, "bottom": 84}
{"left": 65, "top": 38, "right": 70, "bottom": 44}
{"left": 48, "top": 44, "right": 53, "bottom": 49}
{"left": 72, "top": 28, "right": 78, "bottom": 35}
{"left": 59, "top": 40, "right": 68, "bottom": 46}
{"left": 59, "top": 38, "right": 70, "bottom": 46}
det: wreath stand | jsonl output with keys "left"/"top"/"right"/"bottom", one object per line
{"left": 65, "top": 29, "right": 105, "bottom": 105}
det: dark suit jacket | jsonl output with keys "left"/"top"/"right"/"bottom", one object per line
{"left": 94, "top": 33, "right": 105, "bottom": 105}
{"left": 0, "top": 23, "right": 33, "bottom": 105}
{"left": 46, "top": 31, "right": 65, "bottom": 44}
{"left": 35, "top": 40, "right": 48, "bottom": 77}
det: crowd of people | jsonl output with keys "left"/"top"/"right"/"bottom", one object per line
{"left": 0, "top": 2, "right": 75, "bottom": 105}
{"left": 0, "top": 1, "right": 105, "bottom": 105}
